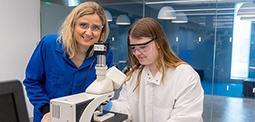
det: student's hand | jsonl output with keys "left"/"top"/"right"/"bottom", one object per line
{"left": 97, "top": 100, "right": 113, "bottom": 111}
{"left": 102, "top": 100, "right": 112, "bottom": 111}
{"left": 41, "top": 112, "right": 50, "bottom": 122}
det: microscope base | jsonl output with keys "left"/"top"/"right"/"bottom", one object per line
{"left": 94, "top": 111, "right": 115, "bottom": 122}
{"left": 50, "top": 92, "right": 114, "bottom": 122}
{"left": 94, "top": 111, "right": 128, "bottom": 122}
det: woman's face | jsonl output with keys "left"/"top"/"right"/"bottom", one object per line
{"left": 74, "top": 13, "right": 103, "bottom": 49}
{"left": 129, "top": 37, "right": 159, "bottom": 68}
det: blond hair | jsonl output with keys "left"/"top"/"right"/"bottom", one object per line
{"left": 58, "top": 2, "right": 108, "bottom": 58}
{"left": 126, "top": 17, "right": 187, "bottom": 92}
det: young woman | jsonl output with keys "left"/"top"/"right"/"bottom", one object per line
{"left": 111, "top": 17, "right": 204, "bottom": 122}
{"left": 23, "top": 2, "right": 113, "bottom": 122}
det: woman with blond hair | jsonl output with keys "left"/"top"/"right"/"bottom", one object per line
{"left": 111, "top": 17, "right": 204, "bottom": 122}
{"left": 23, "top": 2, "right": 113, "bottom": 122}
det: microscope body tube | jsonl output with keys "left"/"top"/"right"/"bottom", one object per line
{"left": 95, "top": 55, "right": 107, "bottom": 81}
{"left": 96, "top": 55, "right": 106, "bottom": 67}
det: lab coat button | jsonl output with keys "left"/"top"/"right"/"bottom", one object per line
{"left": 149, "top": 77, "right": 151, "bottom": 79}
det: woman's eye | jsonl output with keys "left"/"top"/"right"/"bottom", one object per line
{"left": 130, "top": 47, "right": 135, "bottom": 50}
{"left": 140, "top": 46, "right": 146, "bottom": 49}
{"left": 92, "top": 26, "right": 99, "bottom": 30}
{"left": 80, "top": 23, "right": 88, "bottom": 28}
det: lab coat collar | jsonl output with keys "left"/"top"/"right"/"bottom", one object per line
{"left": 144, "top": 66, "right": 162, "bottom": 85}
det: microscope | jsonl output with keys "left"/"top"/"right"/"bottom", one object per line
{"left": 50, "top": 43, "right": 129, "bottom": 122}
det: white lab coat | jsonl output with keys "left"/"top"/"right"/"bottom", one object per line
{"left": 111, "top": 64, "right": 204, "bottom": 122}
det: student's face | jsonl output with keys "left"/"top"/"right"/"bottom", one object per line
{"left": 74, "top": 13, "right": 103, "bottom": 48}
{"left": 129, "top": 37, "right": 159, "bottom": 67}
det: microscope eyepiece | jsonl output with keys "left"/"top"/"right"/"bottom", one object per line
{"left": 121, "top": 66, "right": 130, "bottom": 75}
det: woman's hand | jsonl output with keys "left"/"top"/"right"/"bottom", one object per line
{"left": 41, "top": 112, "right": 50, "bottom": 122}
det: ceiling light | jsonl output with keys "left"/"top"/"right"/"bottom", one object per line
{"left": 240, "top": 17, "right": 255, "bottom": 21}
{"left": 172, "top": 12, "right": 188, "bottom": 23}
{"left": 237, "top": 2, "right": 255, "bottom": 17}
{"left": 68, "top": 0, "right": 79, "bottom": 7}
{"left": 146, "top": 0, "right": 219, "bottom": 5}
{"left": 116, "top": 15, "right": 130, "bottom": 25}
{"left": 104, "top": 10, "right": 112, "bottom": 22}
{"left": 158, "top": 6, "right": 176, "bottom": 20}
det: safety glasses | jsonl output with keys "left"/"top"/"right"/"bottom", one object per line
{"left": 76, "top": 22, "right": 103, "bottom": 32}
{"left": 128, "top": 37, "right": 157, "bottom": 54}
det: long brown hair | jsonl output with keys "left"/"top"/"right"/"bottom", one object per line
{"left": 126, "top": 17, "right": 186, "bottom": 92}
{"left": 58, "top": 2, "right": 108, "bottom": 58}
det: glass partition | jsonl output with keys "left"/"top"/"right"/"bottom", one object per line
{"left": 99, "top": 1, "right": 143, "bottom": 70}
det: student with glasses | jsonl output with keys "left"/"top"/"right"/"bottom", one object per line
{"left": 110, "top": 17, "right": 204, "bottom": 122}
{"left": 23, "top": 2, "right": 113, "bottom": 122}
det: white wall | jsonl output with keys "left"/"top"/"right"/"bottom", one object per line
{"left": 0, "top": 0, "right": 40, "bottom": 118}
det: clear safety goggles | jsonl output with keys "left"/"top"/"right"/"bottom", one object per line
{"left": 128, "top": 37, "right": 156, "bottom": 54}
{"left": 76, "top": 22, "right": 103, "bottom": 32}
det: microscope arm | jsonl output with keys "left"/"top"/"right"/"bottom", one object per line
{"left": 79, "top": 92, "right": 114, "bottom": 122}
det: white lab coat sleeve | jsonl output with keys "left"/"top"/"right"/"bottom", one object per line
{"left": 167, "top": 73, "right": 204, "bottom": 122}
{"left": 111, "top": 83, "right": 132, "bottom": 121}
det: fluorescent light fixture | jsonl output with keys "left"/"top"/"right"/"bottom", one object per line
{"left": 185, "top": 12, "right": 233, "bottom": 16}
{"left": 172, "top": 12, "right": 188, "bottom": 23}
{"left": 146, "top": 0, "right": 217, "bottom": 5}
{"left": 213, "top": 19, "right": 233, "bottom": 21}
{"left": 68, "top": 0, "right": 79, "bottom": 7}
{"left": 215, "top": 22, "right": 233, "bottom": 25}
{"left": 104, "top": 10, "right": 112, "bottom": 22}
{"left": 146, "top": 0, "right": 249, "bottom": 5}
{"left": 158, "top": 6, "right": 176, "bottom": 20}
{"left": 213, "top": 26, "right": 233, "bottom": 29}
{"left": 240, "top": 17, "right": 255, "bottom": 21}
{"left": 175, "top": 7, "right": 235, "bottom": 12}
{"left": 237, "top": 2, "right": 255, "bottom": 17}
{"left": 116, "top": 15, "right": 130, "bottom": 25}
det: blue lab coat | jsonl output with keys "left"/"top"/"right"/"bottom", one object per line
{"left": 23, "top": 34, "right": 113, "bottom": 121}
